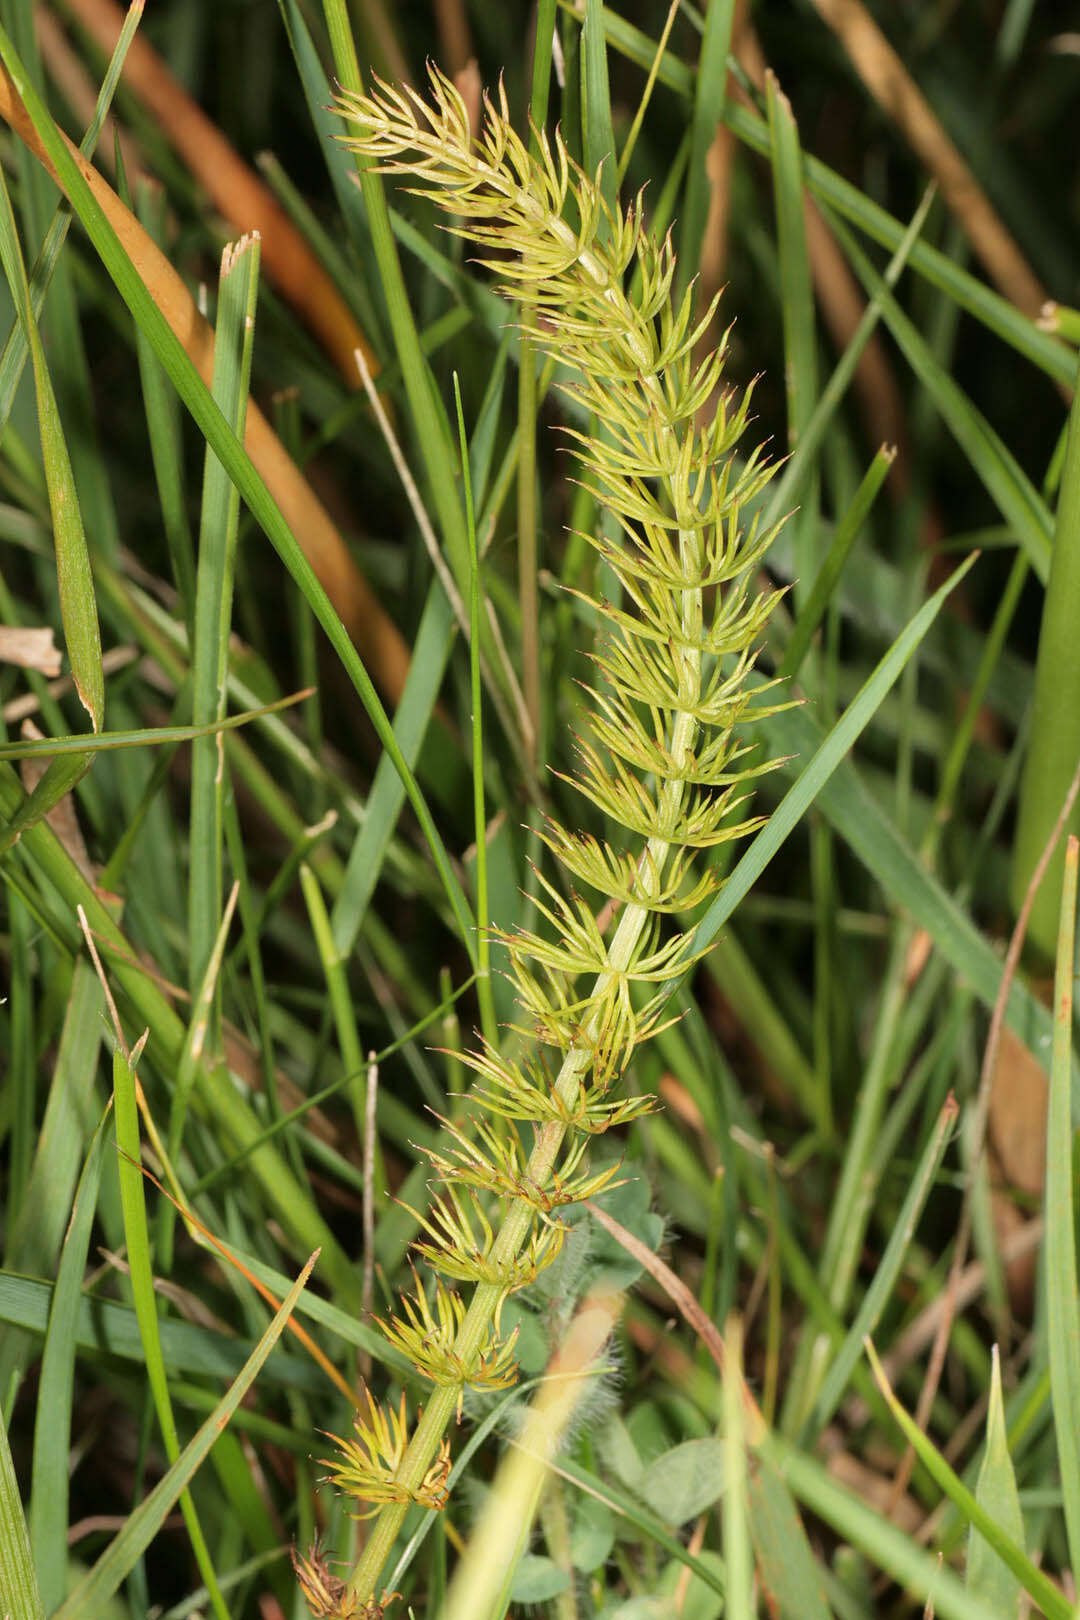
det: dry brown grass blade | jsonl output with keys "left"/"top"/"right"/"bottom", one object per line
{"left": 0, "top": 65, "right": 412, "bottom": 706}
{"left": 52, "top": 0, "right": 381, "bottom": 389}
{"left": 806, "top": 0, "right": 1047, "bottom": 318}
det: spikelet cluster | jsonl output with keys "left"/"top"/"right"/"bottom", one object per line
{"left": 321, "top": 64, "right": 786, "bottom": 1551}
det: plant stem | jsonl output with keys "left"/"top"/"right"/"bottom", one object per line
{"left": 346, "top": 521, "right": 702, "bottom": 1602}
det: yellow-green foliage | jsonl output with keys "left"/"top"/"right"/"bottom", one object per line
{"left": 319, "top": 64, "right": 786, "bottom": 1607}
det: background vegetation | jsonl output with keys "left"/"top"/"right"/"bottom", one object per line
{"left": 1, "top": 1, "right": 1079, "bottom": 1617}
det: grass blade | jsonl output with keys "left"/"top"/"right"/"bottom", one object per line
{"left": 966, "top": 1346, "right": 1024, "bottom": 1618}
{"left": 687, "top": 552, "right": 977, "bottom": 963}
{"left": 51, "top": 1250, "right": 319, "bottom": 1620}
{"left": 0, "top": 163, "right": 102, "bottom": 733}
{"left": 678, "top": 0, "right": 735, "bottom": 300}
{"left": 0, "top": 1393, "right": 45, "bottom": 1620}
{"left": 189, "top": 234, "right": 260, "bottom": 998}
{"left": 864, "top": 1340, "right": 1072, "bottom": 1620}
{"left": 1010, "top": 358, "right": 1080, "bottom": 955}
{"left": 113, "top": 1044, "right": 229, "bottom": 1620}
{"left": 28, "top": 1107, "right": 111, "bottom": 1612}
{"left": 767, "top": 70, "right": 819, "bottom": 604}
{"left": 0, "top": 29, "right": 477, "bottom": 961}
{"left": 808, "top": 1093, "right": 958, "bottom": 1438}
{"left": 780, "top": 446, "right": 895, "bottom": 681}
{"left": 581, "top": 0, "right": 617, "bottom": 218}
{"left": 747, "top": 1449, "right": 833, "bottom": 1620}
{"left": 1044, "top": 833, "right": 1080, "bottom": 1568}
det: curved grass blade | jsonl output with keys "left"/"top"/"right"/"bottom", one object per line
{"left": 51, "top": 1251, "right": 319, "bottom": 1620}
{"left": 28, "top": 1107, "right": 111, "bottom": 1613}
{"left": 685, "top": 552, "right": 977, "bottom": 966}
{"left": 0, "top": 688, "right": 312, "bottom": 759}
{"left": 864, "top": 1340, "right": 1072, "bottom": 1620}
{"left": 0, "top": 28, "right": 477, "bottom": 965}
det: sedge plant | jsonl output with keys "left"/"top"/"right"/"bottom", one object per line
{"left": 299, "top": 65, "right": 788, "bottom": 1613}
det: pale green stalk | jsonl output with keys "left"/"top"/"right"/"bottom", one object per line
{"left": 333, "top": 67, "right": 780, "bottom": 1605}
{"left": 350, "top": 416, "right": 705, "bottom": 1605}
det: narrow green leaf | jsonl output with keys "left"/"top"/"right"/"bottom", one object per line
{"left": 1044, "top": 833, "right": 1080, "bottom": 1568}
{"left": 678, "top": 0, "right": 735, "bottom": 300}
{"left": 130, "top": 175, "right": 196, "bottom": 624}
{"left": 0, "top": 688, "right": 311, "bottom": 759}
{"left": 809, "top": 1094, "right": 957, "bottom": 1437}
{"left": 0, "top": 749, "right": 91, "bottom": 857}
{"left": 1010, "top": 355, "right": 1080, "bottom": 955}
{"left": 189, "top": 234, "right": 261, "bottom": 998}
{"left": 0, "top": 23, "right": 477, "bottom": 967}
{"left": 330, "top": 579, "right": 455, "bottom": 956}
{"left": 455, "top": 374, "right": 497, "bottom": 1046}
{"left": 780, "top": 447, "right": 895, "bottom": 681}
{"left": 113, "top": 1046, "right": 229, "bottom": 1620}
{"left": 966, "top": 1347, "right": 1024, "bottom": 1618}
{"left": 767, "top": 71, "right": 819, "bottom": 606}
{"left": 0, "top": 956, "right": 102, "bottom": 1407}
{"left": 687, "top": 553, "right": 977, "bottom": 964}
{"left": 0, "top": 162, "right": 102, "bottom": 730}
{"left": 582, "top": 0, "right": 618, "bottom": 218}
{"left": 864, "top": 1341, "right": 1072, "bottom": 1620}
{"left": 0, "top": 1392, "right": 45, "bottom": 1620}
{"left": 51, "top": 1251, "right": 319, "bottom": 1620}
{"left": 723, "top": 1318, "right": 753, "bottom": 1620}
{"left": 29, "top": 1108, "right": 111, "bottom": 1612}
